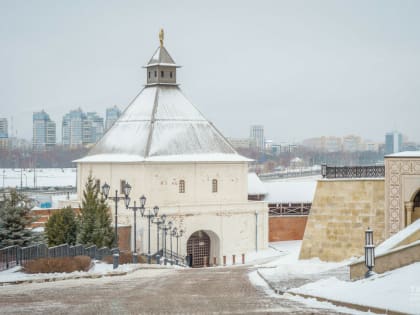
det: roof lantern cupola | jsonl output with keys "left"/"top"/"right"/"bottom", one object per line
{"left": 145, "top": 29, "right": 180, "bottom": 86}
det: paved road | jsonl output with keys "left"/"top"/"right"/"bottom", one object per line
{"left": 0, "top": 266, "right": 350, "bottom": 314}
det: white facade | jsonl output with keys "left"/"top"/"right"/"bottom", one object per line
{"left": 75, "top": 36, "right": 268, "bottom": 265}
{"left": 77, "top": 162, "right": 267, "bottom": 262}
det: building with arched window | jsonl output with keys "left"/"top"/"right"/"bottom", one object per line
{"left": 74, "top": 32, "right": 268, "bottom": 266}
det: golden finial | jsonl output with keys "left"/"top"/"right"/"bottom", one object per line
{"left": 159, "top": 28, "right": 164, "bottom": 47}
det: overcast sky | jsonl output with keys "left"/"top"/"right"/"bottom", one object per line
{"left": 1, "top": 0, "right": 419, "bottom": 143}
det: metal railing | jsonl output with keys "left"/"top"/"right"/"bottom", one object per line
{"left": 321, "top": 164, "right": 385, "bottom": 179}
{"left": 269, "top": 202, "right": 311, "bottom": 216}
{"left": 0, "top": 243, "right": 118, "bottom": 271}
{"left": 259, "top": 168, "right": 321, "bottom": 180}
{"left": 160, "top": 248, "right": 186, "bottom": 266}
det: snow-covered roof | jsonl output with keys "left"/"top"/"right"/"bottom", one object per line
{"left": 248, "top": 173, "right": 267, "bottom": 195}
{"left": 385, "top": 151, "right": 420, "bottom": 158}
{"left": 246, "top": 174, "right": 319, "bottom": 202}
{"left": 76, "top": 46, "right": 248, "bottom": 164}
{"left": 263, "top": 178, "right": 318, "bottom": 203}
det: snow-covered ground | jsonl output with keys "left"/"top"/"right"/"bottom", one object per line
{"left": 248, "top": 240, "right": 420, "bottom": 315}
{"left": 290, "top": 262, "right": 420, "bottom": 315}
{"left": 256, "top": 240, "right": 352, "bottom": 272}
{"left": 248, "top": 242, "right": 371, "bottom": 315}
{"left": 0, "top": 168, "right": 76, "bottom": 188}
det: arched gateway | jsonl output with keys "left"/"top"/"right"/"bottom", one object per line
{"left": 187, "top": 231, "right": 211, "bottom": 267}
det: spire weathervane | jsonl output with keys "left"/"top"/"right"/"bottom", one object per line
{"left": 159, "top": 28, "right": 164, "bottom": 47}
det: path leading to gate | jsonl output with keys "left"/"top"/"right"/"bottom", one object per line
{"left": 0, "top": 266, "right": 353, "bottom": 314}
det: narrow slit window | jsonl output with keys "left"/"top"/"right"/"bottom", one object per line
{"left": 212, "top": 179, "right": 218, "bottom": 193}
{"left": 170, "top": 72, "right": 173, "bottom": 78}
{"left": 161, "top": 71, "right": 164, "bottom": 77}
{"left": 154, "top": 71, "right": 157, "bottom": 77}
{"left": 179, "top": 180, "right": 185, "bottom": 193}
{"left": 148, "top": 71, "right": 151, "bottom": 79}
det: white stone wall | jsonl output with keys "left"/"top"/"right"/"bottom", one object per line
{"left": 77, "top": 161, "right": 268, "bottom": 259}
{"left": 77, "top": 162, "right": 248, "bottom": 206}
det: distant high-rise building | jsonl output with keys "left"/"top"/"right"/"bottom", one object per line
{"left": 105, "top": 106, "right": 121, "bottom": 131}
{"left": 62, "top": 109, "right": 84, "bottom": 147}
{"left": 0, "top": 118, "right": 8, "bottom": 150}
{"left": 86, "top": 112, "right": 104, "bottom": 143}
{"left": 250, "top": 125, "right": 264, "bottom": 151}
{"left": 33, "top": 111, "right": 56, "bottom": 151}
{"left": 385, "top": 131, "right": 403, "bottom": 155}
{"left": 62, "top": 109, "right": 104, "bottom": 147}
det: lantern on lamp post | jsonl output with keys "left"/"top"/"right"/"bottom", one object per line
{"left": 140, "top": 197, "right": 159, "bottom": 264}
{"left": 101, "top": 181, "right": 131, "bottom": 249}
{"left": 364, "top": 227, "right": 376, "bottom": 278}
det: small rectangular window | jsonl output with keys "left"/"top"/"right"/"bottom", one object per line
{"left": 148, "top": 72, "right": 151, "bottom": 79}
{"left": 179, "top": 180, "right": 185, "bottom": 193}
{"left": 170, "top": 72, "right": 173, "bottom": 78}
{"left": 154, "top": 71, "right": 157, "bottom": 77}
{"left": 212, "top": 179, "right": 218, "bottom": 193}
{"left": 161, "top": 71, "right": 164, "bottom": 77}
{"left": 120, "top": 180, "right": 126, "bottom": 193}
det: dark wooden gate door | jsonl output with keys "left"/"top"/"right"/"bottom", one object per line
{"left": 187, "top": 231, "right": 210, "bottom": 267}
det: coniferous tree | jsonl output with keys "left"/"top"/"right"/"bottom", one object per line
{"left": 0, "top": 190, "right": 39, "bottom": 248}
{"left": 45, "top": 207, "right": 78, "bottom": 246}
{"left": 92, "top": 195, "right": 114, "bottom": 248}
{"left": 78, "top": 175, "right": 114, "bottom": 247}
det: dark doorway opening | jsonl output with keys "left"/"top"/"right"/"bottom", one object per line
{"left": 187, "top": 231, "right": 210, "bottom": 267}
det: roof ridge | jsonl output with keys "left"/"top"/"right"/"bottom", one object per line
{"left": 144, "top": 87, "right": 159, "bottom": 158}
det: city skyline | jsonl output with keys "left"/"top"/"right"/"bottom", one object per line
{"left": 1, "top": 1, "right": 420, "bottom": 143}
{"left": 0, "top": 111, "right": 416, "bottom": 148}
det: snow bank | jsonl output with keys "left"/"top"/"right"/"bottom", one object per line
{"left": 248, "top": 269, "right": 370, "bottom": 315}
{"left": 257, "top": 241, "right": 352, "bottom": 280}
{"left": 290, "top": 262, "right": 420, "bottom": 314}
{"left": 0, "top": 261, "right": 141, "bottom": 284}
{"left": 376, "top": 219, "right": 420, "bottom": 255}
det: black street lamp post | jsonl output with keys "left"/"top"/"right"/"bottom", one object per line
{"left": 139, "top": 197, "right": 159, "bottom": 264}
{"left": 126, "top": 199, "right": 143, "bottom": 263}
{"left": 101, "top": 182, "right": 131, "bottom": 249}
{"left": 172, "top": 227, "right": 184, "bottom": 265}
{"left": 169, "top": 226, "right": 174, "bottom": 265}
{"left": 152, "top": 214, "right": 166, "bottom": 264}
{"left": 161, "top": 221, "right": 173, "bottom": 265}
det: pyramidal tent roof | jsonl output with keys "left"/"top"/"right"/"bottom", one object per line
{"left": 76, "top": 47, "right": 250, "bottom": 163}
{"left": 146, "top": 46, "right": 178, "bottom": 67}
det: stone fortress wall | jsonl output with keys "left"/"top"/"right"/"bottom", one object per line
{"left": 299, "top": 179, "right": 386, "bottom": 262}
